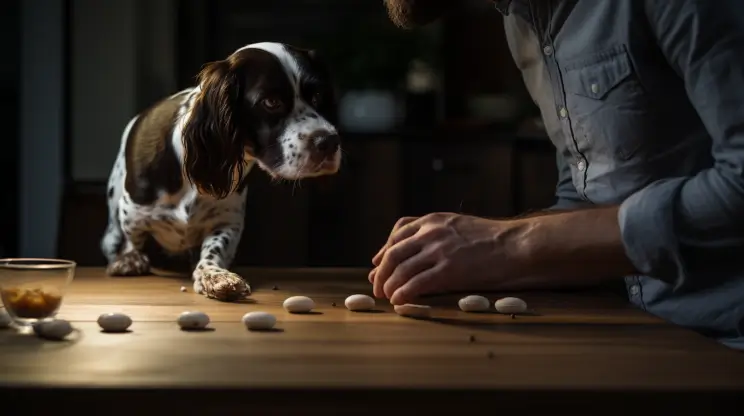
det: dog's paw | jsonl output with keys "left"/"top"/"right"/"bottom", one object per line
{"left": 194, "top": 268, "right": 250, "bottom": 302}
{"left": 106, "top": 251, "right": 150, "bottom": 276}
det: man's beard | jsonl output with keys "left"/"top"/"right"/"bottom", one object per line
{"left": 383, "top": 0, "right": 454, "bottom": 29}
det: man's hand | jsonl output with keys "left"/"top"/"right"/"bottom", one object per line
{"left": 368, "top": 212, "right": 530, "bottom": 305}
{"left": 369, "top": 207, "right": 638, "bottom": 305}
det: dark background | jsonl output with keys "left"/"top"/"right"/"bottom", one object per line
{"left": 2, "top": 0, "right": 558, "bottom": 268}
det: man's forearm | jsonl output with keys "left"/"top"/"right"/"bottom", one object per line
{"left": 513, "top": 205, "right": 638, "bottom": 283}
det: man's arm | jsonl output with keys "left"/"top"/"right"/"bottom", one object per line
{"left": 517, "top": 0, "right": 744, "bottom": 290}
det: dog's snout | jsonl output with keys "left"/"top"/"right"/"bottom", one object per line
{"left": 314, "top": 134, "right": 340, "bottom": 155}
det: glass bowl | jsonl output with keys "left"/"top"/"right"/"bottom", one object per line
{"left": 0, "top": 258, "right": 76, "bottom": 328}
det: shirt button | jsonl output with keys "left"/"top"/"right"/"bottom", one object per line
{"left": 629, "top": 285, "right": 640, "bottom": 296}
{"left": 558, "top": 107, "right": 568, "bottom": 118}
{"left": 543, "top": 45, "right": 554, "bottom": 56}
{"left": 591, "top": 83, "right": 599, "bottom": 94}
{"left": 577, "top": 159, "right": 586, "bottom": 172}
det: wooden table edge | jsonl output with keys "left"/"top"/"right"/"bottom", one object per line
{"left": 3, "top": 384, "right": 743, "bottom": 413}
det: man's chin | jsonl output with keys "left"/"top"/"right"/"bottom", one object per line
{"left": 383, "top": 0, "right": 451, "bottom": 29}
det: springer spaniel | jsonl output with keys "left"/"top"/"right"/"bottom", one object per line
{"left": 100, "top": 42, "right": 341, "bottom": 301}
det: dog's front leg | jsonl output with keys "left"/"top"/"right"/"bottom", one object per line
{"left": 106, "top": 202, "right": 151, "bottom": 276}
{"left": 192, "top": 220, "right": 250, "bottom": 302}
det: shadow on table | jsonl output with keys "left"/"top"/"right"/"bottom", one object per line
{"left": 0, "top": 326, "right": 83, "bottom": 351}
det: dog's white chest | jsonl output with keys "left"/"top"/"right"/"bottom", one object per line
{"left": 146, "top": 192, "right": 244, "bottom": 254}
{"left": 148, "top": 204, "right": 193, "bottom": 253}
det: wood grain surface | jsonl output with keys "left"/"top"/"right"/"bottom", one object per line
{"left": 1, "top": 267, "right": 743, "bottom": 414}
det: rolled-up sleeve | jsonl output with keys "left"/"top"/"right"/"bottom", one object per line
{"left": 618, "top": 0, "right": 744, "bottom": 290}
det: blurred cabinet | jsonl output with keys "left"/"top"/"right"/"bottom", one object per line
{"left": 401, "top": 136, "right": 515, "bottom": 218}
{"left": 513, "top": 138, "right": 559, "bottom": 213}
{"left": 305, "top": 137, "right": 402, "bottom": 267}
{"left": 233, "top": 167, "right": 311, "bottom": 267}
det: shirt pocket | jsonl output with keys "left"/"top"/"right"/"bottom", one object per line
{"left": 563, "top": 45, "right": 653, "bottom": 161}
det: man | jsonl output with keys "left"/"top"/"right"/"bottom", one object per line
{"left": 371, "top": 0, "right": 744, "bottom": 349}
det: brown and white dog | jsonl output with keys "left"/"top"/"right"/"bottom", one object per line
{"left": 100, "top": 42, "right": 341, "bottom": 301}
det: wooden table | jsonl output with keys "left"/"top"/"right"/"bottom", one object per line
{"left": 1, "top": 268, "right": 743, "bottom": 414}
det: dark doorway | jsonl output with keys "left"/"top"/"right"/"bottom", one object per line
{"left": 0, "top": 0, "right": 21, "bottom": 258}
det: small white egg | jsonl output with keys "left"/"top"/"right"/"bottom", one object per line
{"left": 97, "top": 312, "right": 132, "bottom": 332}
{"left": 458, "top": 295, "right": 490, "bottom": 312}
{"left": 344, "top": 294, "right": 376, "bottom": 312}
{"left": 283, "top": 296, "right": 315, "bottom": 313}
{"left": 494, "top": 297, "right": 528, "bottom": 314}
{"left": 33, "top": 319, "right": 74, "bottom": 340}
{"left": 394, "top": 304, "right": 432, "bottom": 319}
{"left": 180, "top": 286, "right": 187, "bottom": 292}
{"left": 242, "top": 311, "right": 277, "bottom": 330}
{"left": 0, "top": 309, "right": 12, "bottom": 328}
{"left": 177, "top": 311, "right": 210, "bottom": 330}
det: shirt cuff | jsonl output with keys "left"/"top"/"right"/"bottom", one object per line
{"left": 617, "top": 178, "right": 688, "bottom": 289}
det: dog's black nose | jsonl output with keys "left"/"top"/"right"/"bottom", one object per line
{"left": 315, "top": 134, "right": 340, "bottom": 156}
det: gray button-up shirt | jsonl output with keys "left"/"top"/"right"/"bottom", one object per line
{"left": 497, "top": 0, "right": 744, "bottom": 349}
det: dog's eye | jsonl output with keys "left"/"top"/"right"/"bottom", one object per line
{"left": 261, "top": 98, "right": 283, "bottom": 111}
{"left": 310, "top": 93, "right": 322, "bottom": 107}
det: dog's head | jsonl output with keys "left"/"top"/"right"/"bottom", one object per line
{"left": 181, "top": 42, "right": 341, "bottom": 199}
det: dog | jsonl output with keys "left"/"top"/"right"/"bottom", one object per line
{"left": 100, "top": 42, "right": 341, "bottom": 301}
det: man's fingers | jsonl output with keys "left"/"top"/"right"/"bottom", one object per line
{"left": 392, "top": 216, "right": 419, "bottom": 233}
{"left": 388, "top": 220, "right": 422, "bottom": 247}
{"left": 383, "top": 251, "right": 436, "bottom": 299}
{"left": 373, "top": 239, "right": 422, "bottom": 298}
{"left": 371, "top": 244, "right": 388, "bottom": 267}
{"left": 372, "top": 222, "right": 421, "bottom": 269}
{"left": 372, "top": 216, "right": 419, "bottom": 266}
{"left": 368, "top": 268, "right": 377, "bottom": 283}
{"left": 389, "top": 265, "right": 444, "bottom": 305}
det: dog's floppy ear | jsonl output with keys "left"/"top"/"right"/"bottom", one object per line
{"left": 182, "top": 59, "right": 249, "bottom": 199}
{"left": 303, "top": 49, "right": 339, "bottom": 124}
